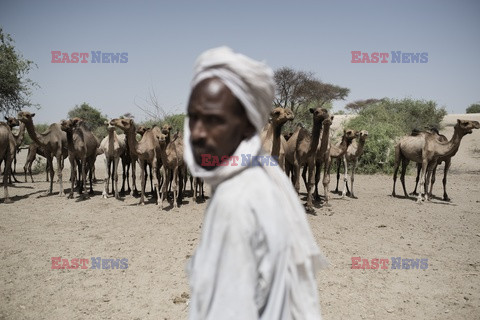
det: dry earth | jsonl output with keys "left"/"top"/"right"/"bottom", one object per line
{"left": 1, "top": 114, "right": 479, "bottom": 319}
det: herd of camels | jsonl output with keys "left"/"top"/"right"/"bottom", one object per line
{"left": 1, "top": 108, "right": 479, "bottom": 212}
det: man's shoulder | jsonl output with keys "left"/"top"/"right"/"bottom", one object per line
{"left": 218, "top": 166, "right": 272, "bottom": 196}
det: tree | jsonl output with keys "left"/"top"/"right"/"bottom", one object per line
{"left": 0, "top": 28, "right": 38, "bottom": 115}
{"left": 466, "top": 103, "right": 480, "bottom": 114}
{"left": 345, "top": 98, "right": 385, "bottom": 113}
{"left": 273, "top": 67, "right": 349, "bottom": 115}
{"left": 67, "top": 103, "right": 108, "bottom": 136}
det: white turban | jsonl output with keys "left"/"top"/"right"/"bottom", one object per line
{"left": 191, "top": 46, "right": 275, "bottom": 133}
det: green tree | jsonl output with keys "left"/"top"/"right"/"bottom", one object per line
{"left": 346, "top": 98, "right": 447, "bottom": 174}
{"left": 466, "top": 103, "right": 480, "bottom": 114}
{"left": 67, "top": 102, "right": 108, "bottom": 138}
{"left": 0, "top": 28, "right": 38, "bottom": 115}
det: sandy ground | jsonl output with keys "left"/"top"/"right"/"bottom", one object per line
{"left": 1, "top": 114, "right": 479, "bottom": 319}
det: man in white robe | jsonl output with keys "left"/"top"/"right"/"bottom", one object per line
{"left": 184, "top": 46, "right": 328, "bottom": 320}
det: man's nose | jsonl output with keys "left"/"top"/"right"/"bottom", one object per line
{"left": 191, "top": 120, "right": 207, "bottom": 141}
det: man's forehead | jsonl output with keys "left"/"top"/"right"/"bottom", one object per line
{"left": 191, "top": 78, "right": 234, "bottom": 102}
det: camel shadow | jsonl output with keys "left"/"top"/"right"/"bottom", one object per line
{"left": 8, "top": 184, "right": 34, "bottom": 189}
{"left": 1, "top": 190, "right": 45, "bottom": 203}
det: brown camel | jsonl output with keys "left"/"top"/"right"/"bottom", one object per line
{"left": 99, "top": 122, "right": 126, "bottom": 199}
{"left": 18, "top": 111, "right": 68, "bottom": 195}
{"left": 110, "top": 118, "right": 162, "bottom": 206}
{"left": 260, "top": 107, "right": 294, "bottom": 170}
{"left": 326, "top": 128, "right": 359, "bottom": 199}
{"left": 60, "top": 118, "right": 99, "bottom": 198}
{"left": 284, "top": 107, "right": 330, "bottom": 211}
{"left": 0, "top": 122, "right": 16, "bottom": 203}
{"left": 2, "top": 116, "right": 25, "bottom": 183}
{"left": 313, "top": 116, "right": 334, "bottom": 203}
{"left": 136, "top": 125, "right": 155, "bottom": 194}
{"left": 155, "top": 130, "right": 185, "bottom": 209}
{"left": 335, "top": 130, "right": 369, "bottom": 198}
{"left": 392, "top": 119, "right": 480, "bottom": 202}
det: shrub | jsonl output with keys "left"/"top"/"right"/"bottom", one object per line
{"left": 345, "top": 98, "right": 447, "bottom": 174}
{"left": 466, "top": 103, "right": 480, "bottom": 114}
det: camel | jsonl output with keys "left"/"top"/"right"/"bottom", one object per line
{"left": 60, "top": 118, "right": 99, "bottom": 198}
{"left": 335, "top": 130, "right": 369, "bottom": 198}
{"left": 99, "top": 122, "right": 126, "bottom": 199}
{"left": 326, "top": 129, "right": 359, "bottom": 199}
{"left": 18, "top": 111, "right": 68, "bottom": 195}
{"left": 284, "top": 107, "right": 330, "bottom": 211}
{"left": 312, "top": 116, "right": 334, "bottom": 204}
{"left": 260, "top": 107, "right": 294, "bottom": 170}
{"left": 136, "top": 125, "right": 155, "bottom": 194}
{"left": 110, "top": 118, "right": 162, "bottom": 206}
{"left": 155, "top": 130, "right": 185, "bottom": 209}
{"left": 0, "top": 122, "right": 16, "bottom": 203}
{"left": 2, "top": 117, "right": 25, "bottom": 183}
{"left": 410, "top": 128, "right": 450, "bottom": 200}
{"left": 392, "top": 119, "right": 480, "bottom": 202}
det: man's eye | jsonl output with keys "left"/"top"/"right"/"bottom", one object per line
{"left": 206, "top": 116, "right": 223, "bottom": 125}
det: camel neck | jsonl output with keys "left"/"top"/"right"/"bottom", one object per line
{"left": 436, "top": 127, "right": 464, "bottom": 157}
{"left": 65, "top": 130, "right": 76, "bottom": 152}
{"left": 309, "top": 120, "right": 323, "bottom": 155}
{"left": 108, "top": 130, "right": 116, "bottom": 149}
{"left": 355, "top": 138, "right": 366, "bottom": 157}
{"left": 25, "top": 121, "right": 46, "bottom": 147}
{"left": 318, "top": 124, "right": 331, "bottom": 154}
{"left": 126, "top": 127, "right": 139, "bottom": 156}
{"left": 271, "top": 123, "right": 284, "bottom": 157}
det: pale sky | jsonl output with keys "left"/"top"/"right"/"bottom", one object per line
{"left": 1, "top": 0, "right": 479, "bottom": 124}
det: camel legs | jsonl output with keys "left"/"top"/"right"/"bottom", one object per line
{"left": 131, "top": 160, "right": 138, "bottom": 196}
{"left": 139, "top": 160, "right": 146, "bottom": 205}
{"left": 102, "top": 157, "right": 111, "bottom": 199}
{"left": 113, "top": 157, "right": 120, "bottom": 199}
{"left": 349, "top": 159, "right": 358, "bottom": 198}
{"left": 322, "top": 157, "right": 331, "bottom": 206}
{"left": 334, "top": 158, "right": 341, "bottom": 193}
{"left": 56, "top": 153, "right": 64, "bottom": 196}
{"left": 341, "top": 155, "right": 348, "bottom": 198}
{"left": 160, "top": 166, "right": 169, "bottom": 209}
{"left": 68, "top": 157, "right": 76, "bottom": 199}
{"left": 313, "top": 161, "right": 321, "bottom": 200}
{"left": 152, "top": 160, "right": 161, "bottom": 206}
{"left": 399, "top": 158, "right": 409, "bottom": 198}
{"left": 392, "top": 145, "right": 402, "bottom": 197}
{"left": 427, "top": 163, "right": 438, "bottom": 198}
{"left": 2, "top": 151, "right": 13, "bottom": 204}
{"left": 411, "top": 163, "right": 422, "bottom": 195}
{"left": 416, "top": 160, "right": 428, "bottom": 203}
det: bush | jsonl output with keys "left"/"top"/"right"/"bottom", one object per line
{"left": 466, "top": 103, "right": 480, "bottom": 114}
{"left": 346, "top": 98, "right": 447, "bottom": 174}
{"left": 140, "top": 113, "right": 186, "bottom": 134}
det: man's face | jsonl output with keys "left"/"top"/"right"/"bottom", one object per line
{"left": 187, "top": 77, "right": 254, "bottom": 170}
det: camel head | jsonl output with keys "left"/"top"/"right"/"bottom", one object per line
{"left": 104, "top": 120, "right": 117, "bottom": 132}
{"left": 322, "top": 115, "right": 334, "bottom": 128}
{"left": 17, "top": 111, "right": 36, "bottom": 124}
{"left": 309, "top": 107, "right": 329, "bottom": 124}
{"left": 110, "top": 118, "right": 134, "bottom": 132}
{"left": 136, "top": 126, "right": 150, "bottom": 136}
{"left": 154, "top": 130, "right": 168, "bottom": 147}
{"left": 4, "top": 116, "right": 19, "bottom": 128}
{"left": 60, "top": 118, "right": 84, "bottom": 132}
{"left": 456, "top": 119, "right": 480, "bottom": 135}
{"left": 358, "top": 130, "right": 369, "bottom": 142}
{"left": 161, "top": 124, "right": 172, "bottom": 135}
{"left": 344, "top": 129, "right": 358, "bottom": 141}
{"left": 270, "top": 107, "right": 295, "bottom": 125}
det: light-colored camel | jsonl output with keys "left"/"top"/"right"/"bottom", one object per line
{"left": 392, "top": 119, "right": 480, "bottom": 202}
{"left": 410, "top": 128, "right": 447, "bottom": 197}
{"left": 313, "top": 116, "right": 334, "bottom": 203}
{"left": 110, "top": 118, "right": 162, "bottom": 206}
{"left": 60, "top": 118, "right": 99, "bottom": 198}
{"left": 0, "top": 122, "right": 16, "bottom": 203}
{"left": 18, "top": 111, "right": 68, "bottom": 195}
{"left": 161, "top": 125, "right": 188, "bottom": 197}
{"left": 326, "top": 129, "right": 359, "bottom": 199}
{"left": 99, "top": 122, "right": 126, "bottom": 199}
{"left": 284, "top": 107, "right": 330, "bottom": 211}
{"left": 155, "top": 130, "right": 185, "bottom": 209}
{"left": 135, "top": 125, "right": 155, "bottom": 194}
{"left": 260, "top": 107, "right": 294, "bottom": 170}
{"left": 335, "top": 130, "right": 369, "bottom": 198}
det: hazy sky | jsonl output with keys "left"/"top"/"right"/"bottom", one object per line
{"left": 1, "top": 0, "right": 479, "bottom": 124}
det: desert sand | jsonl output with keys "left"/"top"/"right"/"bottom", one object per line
{"left": 1, "top": 114, "right": 479, "bottom": 319}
